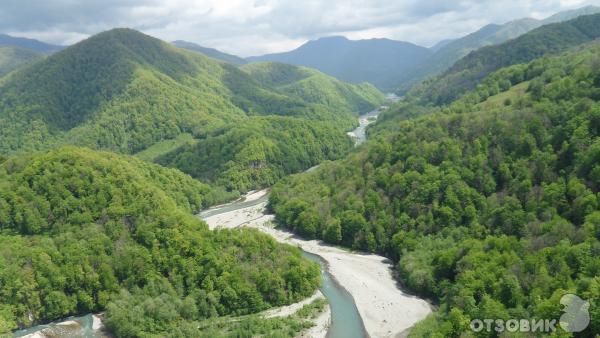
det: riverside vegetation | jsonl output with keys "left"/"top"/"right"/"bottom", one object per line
{"left": 0, "top": 147, "right": 321, "bottom": 335}
{"left": 269, "top": 37, "right": 600, "bottom": 337}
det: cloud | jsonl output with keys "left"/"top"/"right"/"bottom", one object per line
{"left": 0, "top": 0, "right": 598, "bottom": 56}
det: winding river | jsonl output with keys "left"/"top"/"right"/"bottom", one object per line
{"left": 14, "top": 104, "right": 430, "bottom": 338}
{"left": 197, "top": 107, "right": 383, "bottom": 337}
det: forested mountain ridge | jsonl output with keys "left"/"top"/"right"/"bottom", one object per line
{"left": 247, "top": 36, "right": 432, "bottom": 90}
{"left": 396, "top": 5, "right": 600, "bottom": 92}
{"left": 241, "top": 62, "right": 385, "bottom": 114}
{"left": 0, "top": 45, "right": 43, "bottom": 76}
{"left": 0, "top": 28, "right": 383, "bottom": 193}
{"left": 269, "top": 42, "right": 600, "bottom": 336}
{"left": 0, "top": 146, "right": 320, "bottom": 335}
{"left": 172, "top": 40, "right": 247, "bottom": 65}
{"left": 154, "top": 63, "right": 384, "bottom": 192}
{"left": 410, "top": 12, "right": 600, "bottom": 106}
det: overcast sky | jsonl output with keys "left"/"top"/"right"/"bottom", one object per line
{"left": 1, "top": 0, "right": 598, "bottom": 56}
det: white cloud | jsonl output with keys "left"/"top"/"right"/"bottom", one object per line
{"left": 0, "top": 0, "right": 598, "bottom": 56}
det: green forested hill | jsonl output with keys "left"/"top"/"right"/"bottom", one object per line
{"left": 157, "top": 116, "right": 355, "bottom": 192}
{"left": 269, "top": 43, "right": 600, "bottom": 336}
{"left": 0, "top": 46, "right": 42, "bottom": 77}
{"left": 0, "top": 28, "right": 383, "bottom": 192}
{"left": 411, "top": 13, "right": 600, "bottom": 105}
{"left": 0, "top": 147, "right": 320, "bottom": 335}
{"left": 242, "top": 62, "right": 385, "bottom": 114}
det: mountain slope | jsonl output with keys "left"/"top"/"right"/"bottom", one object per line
{"left": 172, "top": 40, "right": 247, "bottom": 65}
{"left": 269, "top": 43, "right": 600, "bottom": 337}
{"left": 411, "top": 12, "right": 600, "bottom": 105}
{"left": 247, "top": 36, "right": 431, "bottom": 90}
{"left": 0, "top": 33, "right": 63, "bottom": 53}
{"left": 398, "top": 5, "right": 600, "bottom": 92}
{"left": 0, "top": 146, "right": 319, "bottom": 334}
{"left": 0, "top": 28, "right": 383, "bottom": 192}
{"left": 0, "top": 46, "right": 42, "bottom": 76}
{"left": 242, "top": 62, "right": 385, "bottom": 114}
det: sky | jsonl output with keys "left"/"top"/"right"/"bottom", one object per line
{"left": 0, "top": 0, "right": 598, "bottom": 56}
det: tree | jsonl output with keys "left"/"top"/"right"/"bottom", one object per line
{"left": 323, "top": 218, "right": 342, "bottom": 244}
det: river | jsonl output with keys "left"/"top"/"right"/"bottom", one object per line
{"left": 199, "top": 105, "right": 430, "bottom": 337}
{"left": 13, "top": 104, "right": 431, "bottom": 338}
{"left": 197, "top": 108, "right": 384, "bottom": 338}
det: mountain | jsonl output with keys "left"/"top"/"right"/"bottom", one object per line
{"left": 410, "top": 12, "right": 600, "bottom": 105}
{"left": 172, "top": 40, "right": 247, "bottom": 65}
{"left": 429, "top": 39, "right": 455, "bottom": 52}
{"left": 151, "top": 61, "right": 384, "bottom": 191}
{"left": 0, "top": 33, "right": 63, "bottom": 53}
{"left": 398, "top": 5, "right": 600, "bottom": 92}
{"left": 542, "top": 4, "right": 600, "bottom": 23}
{"left": 269, "top": 42, "right": 600, "bottom": 337}
{"left": 0, "top": 146, "right": 319, "bottom": 334}
{"left": 0, "top": 28, "right": 383, "bottom": 192}
{"left": 241, "top": 62, "right": 384, "bottom": 114}
{"left": 0, "top": 46, "right": 42, "bottom": 76}
{"left": 247, "top": 36, "right": 432, "bottom": 90}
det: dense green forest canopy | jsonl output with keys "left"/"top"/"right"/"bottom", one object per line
{"left": 0, "top": 28, "right": 383, "bottom": 192}
{"left": 157, "top": 116, "right": 354, "bottom": 192}
{"left": 269, "top": 43, "right": 600, "bottom": 336}
{"left": 242, "top": 62, "right": 384, "bottom": 114}
{"left": 0, "top": 147, "right": 320, "bottom": 335}
{"left": 410, "top": 13, "right": 600, "bottom": 106}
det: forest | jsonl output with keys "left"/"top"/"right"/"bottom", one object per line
{"left": 269, "top": 43, "right": 600, "bottom": 336}
{"left": 0, "top": 147, "right": 320, "bottom": 335}
{"left": 0, "top": 28, "right": 383, "bottom": 193}
{"left": 410, "top": 12, "right": 600, "bottom": 106}
{"left": 157, "top": 116, "right": 354, "bottom": 193}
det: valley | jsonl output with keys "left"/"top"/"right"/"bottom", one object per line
{"left": 199, "top": 107, "right": 431, "bottom": 338}
{"left": 0, "top": 4, "right": 599, "bottom": 338}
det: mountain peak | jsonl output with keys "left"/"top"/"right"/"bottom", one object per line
{"left": 249, "top": 35, "right": 431, "bottom": 90}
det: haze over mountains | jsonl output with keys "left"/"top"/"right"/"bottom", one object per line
{"left": 399, "top": 4, "right": 600, "bottom": 91}
{"left": 0, "top": 33, "right": 63, "bottom": 53}
{"left": 247, "top": 36, "right": 432, "bottom": 90}
{"left": 248, "top": 5, "right": 600, "bottom": 91}
{"left": 1, "top": 5, "right": 597, "bottom": 92}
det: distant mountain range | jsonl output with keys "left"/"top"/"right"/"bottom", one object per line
{"left": 411, "top": 12, "right": 600, "bottom": 105}
{"left": 1, "top": 5, "right": 597, "bottom": 93}
{"left": 0, "top": 33, "right": 63, "bottom": 53}
{"left": 246, "top": 5, "right": 600, "bottom": 92}
{"left": 247, "top": 36, "right": 431, "bottom": 90}
{"left": 172, "top": 40, "right": 247, "bottom": 65}
{"left": 399, "top": 4, "right": 600, "bottom": 92}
